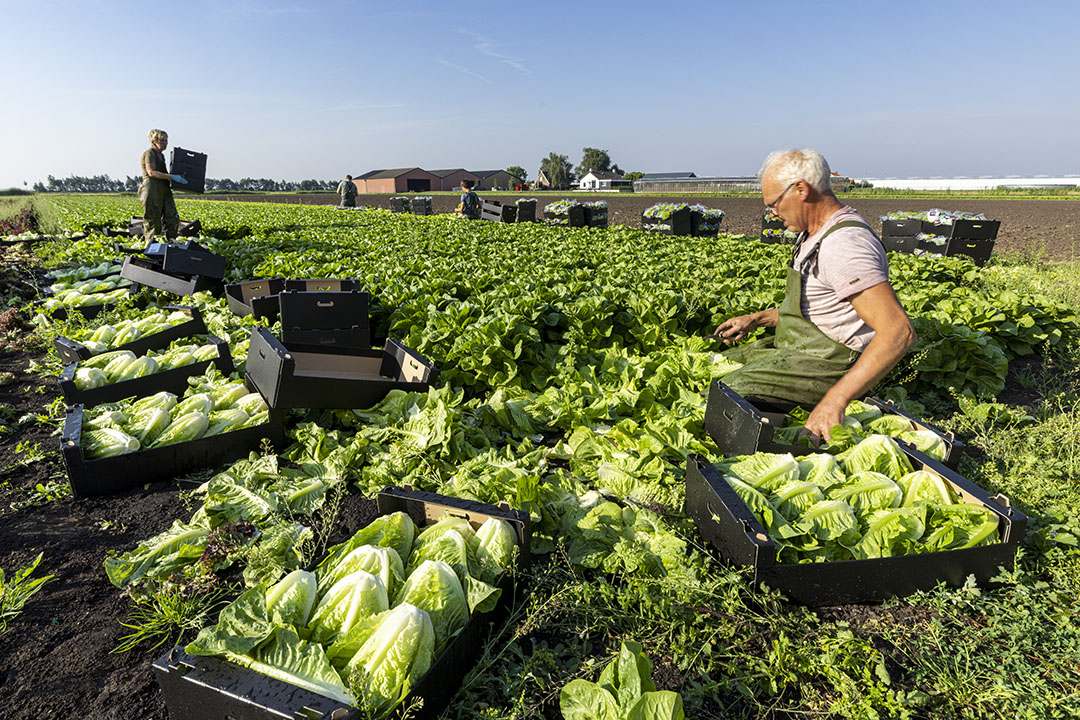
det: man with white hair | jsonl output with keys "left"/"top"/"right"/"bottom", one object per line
{"left": 715, "top": 148, "right": 916, "bottom": 442}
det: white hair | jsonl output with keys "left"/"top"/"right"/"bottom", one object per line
{"left": 759, "top": 148, "right": 832, "bottom": 194}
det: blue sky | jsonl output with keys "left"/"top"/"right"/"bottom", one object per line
{"left": 1, "top": 0, "right": 1077, "bottom": 188}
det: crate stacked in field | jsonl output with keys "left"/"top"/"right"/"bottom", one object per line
{"left": 169, "top": 147, "right": 208, "bottom": 194}
{"left": 641, "top": 203, "right": 693, "bottom": 235}
{"left": 244, "top": 325, "right": 437, "bottom": 409}
{"left": 881, "top": 209, "right": 1000, "bottom": 266}
{"left": 278, "top": 278, "right": 370, "bottom": 350}
{"left": 685, "top": 380, "right": 1026, "bottom": 605}
{"left": 38, "top": 259, "right": 138, "bottom": 320}
{"left": 224, "top": 278, "right": 285, "bottom": 322}
{"left": 690, "top": 204, "right": 726, "bottom": 236}
{"left": 410, "top": 196, "right": 433, "bottom": 216}
{"left": 119, "top": 239, "right": 227, "bottom": 296}
{"left": 515, "top": 198, "right": 538, "bottom": 222}
{"left": 543, "top": 199, "right": 587, "bottom": 227}
{"left": 53, "top": 305, "right": 208, "bottom": 364}
{"left": 154, "top": 485, "right": 530, "bottom": 720}
{"left": 389, "top": 196, "right": 410, "bottom": 213}
{"left": 480, "top": 200, "right": 506, "bottom": 222}
{"left": 582, "top": 200, "right": 609, "bottom": 228}
{"left": 761, "top": 208, "right": 798, "bottom": 244}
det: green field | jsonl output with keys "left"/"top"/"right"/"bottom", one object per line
{"left": 12, "top": 195, "right": 1080, "bottom": 719}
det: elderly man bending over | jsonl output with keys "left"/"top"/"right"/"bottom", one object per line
{"left": 715, "top": 148, "right": 916, "bottom": 442}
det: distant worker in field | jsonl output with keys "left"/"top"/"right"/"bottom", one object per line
{"left": 337, "top": 174, "right": 358, "bottom": 207}
{"left": 139, "top": 129, "right": 187, "bottom": 240}
{"left": 454, "top": 179, "right": 481, "bottom": 219}
{"left": 714, "top": 148, "right": 916, "bottom": 443}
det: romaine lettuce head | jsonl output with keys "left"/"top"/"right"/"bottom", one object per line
{"left": 307, "top": 570, "right": 389, "bottom": 646}
{"left": 345, "top": 603, "right": 435, "bottom": 717}
{"left": 723, "top": 475, "right": 803, "bottom": 545}
{"left": 186, "top": 584, "right": 275, "bottom": 658}
{"left": 474, "top": 517, "right": 518, "bottom": 584}
{"left": 393, "top": 560, "right": 468, "bottom": 652}
{"left": 866, "top": 414, "right": 916, "bottom": 437}
{"left": 127, "top": 407, "right": 171, "bottom": 447}
{"left": 410, "top": 517, "right": 477, "bottom": 558}
{"left": 897, "top": 470, "right": 957, "bottom": 507}
{"left": 850, "top": 507, "right": 926, "bottom": 560}
{"left": 318, "top": 544, "right": 406, "bottom": 598}
{"left": 406, "top": 528, "right": 474, "bottom": 585}
{"left": 845, "top": 400, "right": 883, "bottom": 425}
{"left": 922, "top": 503, "right": 1000, "bottom": 551}
{"left": 771, "top": 480, "right": 825, "bottom": 521}
{"left": 266, "top": 569, "right": 318, "bottom": 628}
{"left": 794, "top": 500, "right": 860, "bottom": 545}
{"left": 898, "top": 430, "right": 948, "bottom": 462}
{"left": 725, "top": 453, "right": 800, "bottom": 492}
{"left": 838, "top": 435, "right": 914, "bottom": 480}
{"left": 797, "top": 453, "right": 846, "bottom": 489}
{"left": 320, "top": 512, "right": 417, "bottom": 572}
{"left": 825, "top": 471, "right": 903, "bottom": 517}
{"left": 248, "top": 625, "right": 353, "bottom": 706}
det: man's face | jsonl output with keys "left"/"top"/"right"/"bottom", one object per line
{"left": 762, "top": 171, "right": 800, "bottom": 231}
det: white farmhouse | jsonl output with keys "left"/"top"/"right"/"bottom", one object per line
{"left": 578, "top": 170, "right": 630, "bottom": 191}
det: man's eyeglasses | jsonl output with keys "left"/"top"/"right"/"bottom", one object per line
{"left": 765, "top": 182, "right": 795, "bottom": 210}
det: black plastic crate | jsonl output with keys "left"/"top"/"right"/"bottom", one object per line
{"left": 500, "top": 204, "right": 517, "bottom": 223}
{"left": 546, "top": 205, "right": 586, "bottom": 227}
{"left": 60, "top": 395, "right": 284, "bottom": 498}
{"left": 244, "top": 327, "right": 436, "bottom": 409}
{"left": 950, "top": 218, "right": 1000, "bottom": 241}
{"left": 880, "top": 235, "right": 919, "bottom": 254}
{"left": 58, "top": 336, "right": 233, "bottom": 406}
{"left": 945, "top": 237, "right": 995, "bottom": 266}
{"left": 703, "top": 381, "right": 965, "bottom": 469}
{"left": 162, "top": 243, "right": 226, "bottom": 280}
{"left": 225, "top": 278, "right": 286, "bottom": 322}
{"left": 278, "top": 289, "right": 369, "bottom": 332}
{"left": 153, "top": 486, "right": 530, "bottom": 720}
{"left": 283, "top": 279, "right": 365, "bottom": 293}
{"left": 389, "top": 197, "right": 409, "bottom": 213}
{"left": 582, "top": 206, "right": 608, "bottom": 229}
{"left": 280, "top": 327, "right": 372, "bottom": 351}
{"left": 120, "top": 256, "right": 223, "bottom": 296}
{"left": 921, "top": 220, "right": 952, "bottom": 236}
{"left": 169, "top": 147, "right": 207, "bottom": 194}
{"left": 685, "top": 450, "right": 1026, "bottom": 605}
{"left": 409, "top": 197, "right": 432, "bottom": 215}
{"left": 40, "top": 287, "right": 145, "bottom": 322}
{"left": 642, "top": 207, "right": 692, "bottom": 236}
{"left": 881, "top": 218, "right": 921, "bottom": 237}
{"left": 916, "top": 233, "right": 950, "bottom": 253}
{"left": 514, "top": 200, "right": 537, "bottom": 223}
{"left": 54, "top": 305, "right": 207, "bottom": 365}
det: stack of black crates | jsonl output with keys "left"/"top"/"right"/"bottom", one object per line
{"left": 881, "top": 215, "right": 1000, "bottom": 266}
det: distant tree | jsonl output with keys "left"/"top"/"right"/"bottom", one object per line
{"left": 540, "top": 153, "right": 573, "bottom": 190}
{"left": 506, "top": 165, "right": 527, "bottom": 182}
{"left": 575, "top": 147, "right": 613, "bottom": 178}
{"left": 622, "top": 171, "right": 645, "bottom": 182}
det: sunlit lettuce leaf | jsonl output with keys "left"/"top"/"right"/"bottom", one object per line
{"left": 307, "top": 570, "right": 389, "bottom": 646}
{"left": 850, "top": 508, "right": 926, "bottom": 560}
{"left": 317, "top": 544, "right": 406, "bottom": 599}
{"left": 393, "top": 560, "right": 468, "bottom": 652}
{"left": 922, "top": 503, "right": 1000, "bottom": 551}
{"left": 345, "top": 603, "right": 434, "bottom": 717}
{"left": 265, "top": 569, "right": 318, "bottom": 628}
{"left": 897, "top": 470, "right": 957, "bottom": 507}
{"left": 771, "top": 480, "right": 825, "bottom": 521}
{"left": 837, "top": 435, "right": 914, "bottom": 480}
{"left": 724, "top": 453, "right": 800, "bottom": 492}
{"left": 320, "top": 512, "right": 417, "bottom": 572}
{"left": 825, "top": 471, "right": 903, "bottom": 518}
{"left": 898, "top": 429, "right": 948, "bottom": 461}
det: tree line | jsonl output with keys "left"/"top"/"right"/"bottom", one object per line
{"left": 31, "top": 175, "right": 336, "bottom": 193}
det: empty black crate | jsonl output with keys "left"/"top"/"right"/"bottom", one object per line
{"left": 161, "top": 242, "right": 227, "bottom": 280}
{"left": 244, "top": 327, "right": 436, "bottom": 409}
{"left": 61, "top": 395, "right": 284, "bottom": 497}
{"left": 950, "top": 218, "right": 1000, "bottom": 240}
{"left": 880, "top": 235, "right": 919, "bottom": 254}
{"left": 153, "top": 486, "right": 530, "bottom": 720}
{"left": 283, "top": 278, "right": 365, "bottom": 293}
{"left": 120, "top": 256, "right": 222, "bottom": 296}
{"left": 642, "top": 207, "right": 692, "bottom": 236}
{"left": 58, "top": 336, "right": 233, "bottom": 406}
{"left": 515, "top": 200, "right": 537, "bottom": 223}
{"left": 703, "top": 380, "right": 964, "bottom": 469}
{"left": 169, "top": 147, "right": 207, "bottom": 194}
{"left": 685, "top": 450, "right": 1026, "bottom": 605}
{"left": 946, "top": 237, "right": 995, "bottom": 266}
{"left": 225, "top": 278, "right": 285, "bottom": 322}
{"left": 54, "top": 305, "right": 207, "bottom": 365}
{"left": 501, "top": 204, "right": 518, "bottom": 223}
{"left": 881, "top": 218, "right": 921, "bottom": 237}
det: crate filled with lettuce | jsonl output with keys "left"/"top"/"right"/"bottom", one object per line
{"left": 641, "top": 203, "right": 693, "bottom": 236}
{"left": 685, "top": 435, "right": 1026, "bottom": 605}
{"left": 154, "top": 486, "right": 528, "bottom": 720}
{"left": 582, "top": 201, "right": 608, "bottom": 228}
{"left": 761, "top": 208, "right": 797, "bottom": 244}
{"left": 39, "top": 260, "right": 140, "bottom": 320}
{"left": 58, "top": 336, "right": 233, "bottom": 406}
{"left": 703, "top": 380, "right": 964, "bottom": 469}
{"left": 53, "top": 305, "right": 209, "bottom": 365}
{"left": 690, "top": 204, "right": 725, "bottom": 236}
{"left": 543, "top": 199, "right": 586, "bottom": 227}
{"left": 60, "top": 368, "right": 284, "bottom": 497}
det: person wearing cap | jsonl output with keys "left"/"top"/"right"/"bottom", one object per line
{"left": 454, "top": 179, "right": 481, "bottom": 219}
{"left": 714, "top": 148, "right": 916, "bottom": 443}
{"left": 139, "top": 129, "right": 186, "bottom": 240}
{"left": 337, "top": 174, "right": 358, "bottom": 207}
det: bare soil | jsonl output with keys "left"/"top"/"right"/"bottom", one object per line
{"left": 203, "top": 193, "right": 1080, "bottom": 261}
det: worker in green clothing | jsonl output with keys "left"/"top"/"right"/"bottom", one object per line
{"left": 139, "top": 129, "right": 187, "bottom": 240}
{"left": 714, "top": 148, "right": 916, "bottom": 444}
{"left": 337, "top": 174, "right": 358, "bottom": 207}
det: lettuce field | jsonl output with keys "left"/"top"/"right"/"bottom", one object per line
{"left": 1, "top": 194, "right": 1079, "bottom": 719}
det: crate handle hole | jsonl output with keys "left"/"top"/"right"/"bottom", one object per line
{"left": 316, "top": 301, "right": 335, "bottom": 308}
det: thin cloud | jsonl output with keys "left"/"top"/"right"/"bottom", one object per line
{"left": 436, "top": 59, "right": 493, "bottom": 85}
{"left": 458, "top": 30, "right": 532, "bottom": 75}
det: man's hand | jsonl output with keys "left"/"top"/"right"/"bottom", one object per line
{"left": 714, "top": 314, "right": 758, "bottom": 344}
{"left": 802, "top": 397, "right": 848, "bottom": 444}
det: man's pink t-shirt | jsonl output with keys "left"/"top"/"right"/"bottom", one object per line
{"left": 791, "top": 207, "right": 889, "bottom": 352}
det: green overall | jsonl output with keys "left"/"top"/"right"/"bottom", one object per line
{"left": 138, "top": 148, "right": 180, "bottom": 240}
{"left": 722, "top": 221, "right": 876, "bottom": 409}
